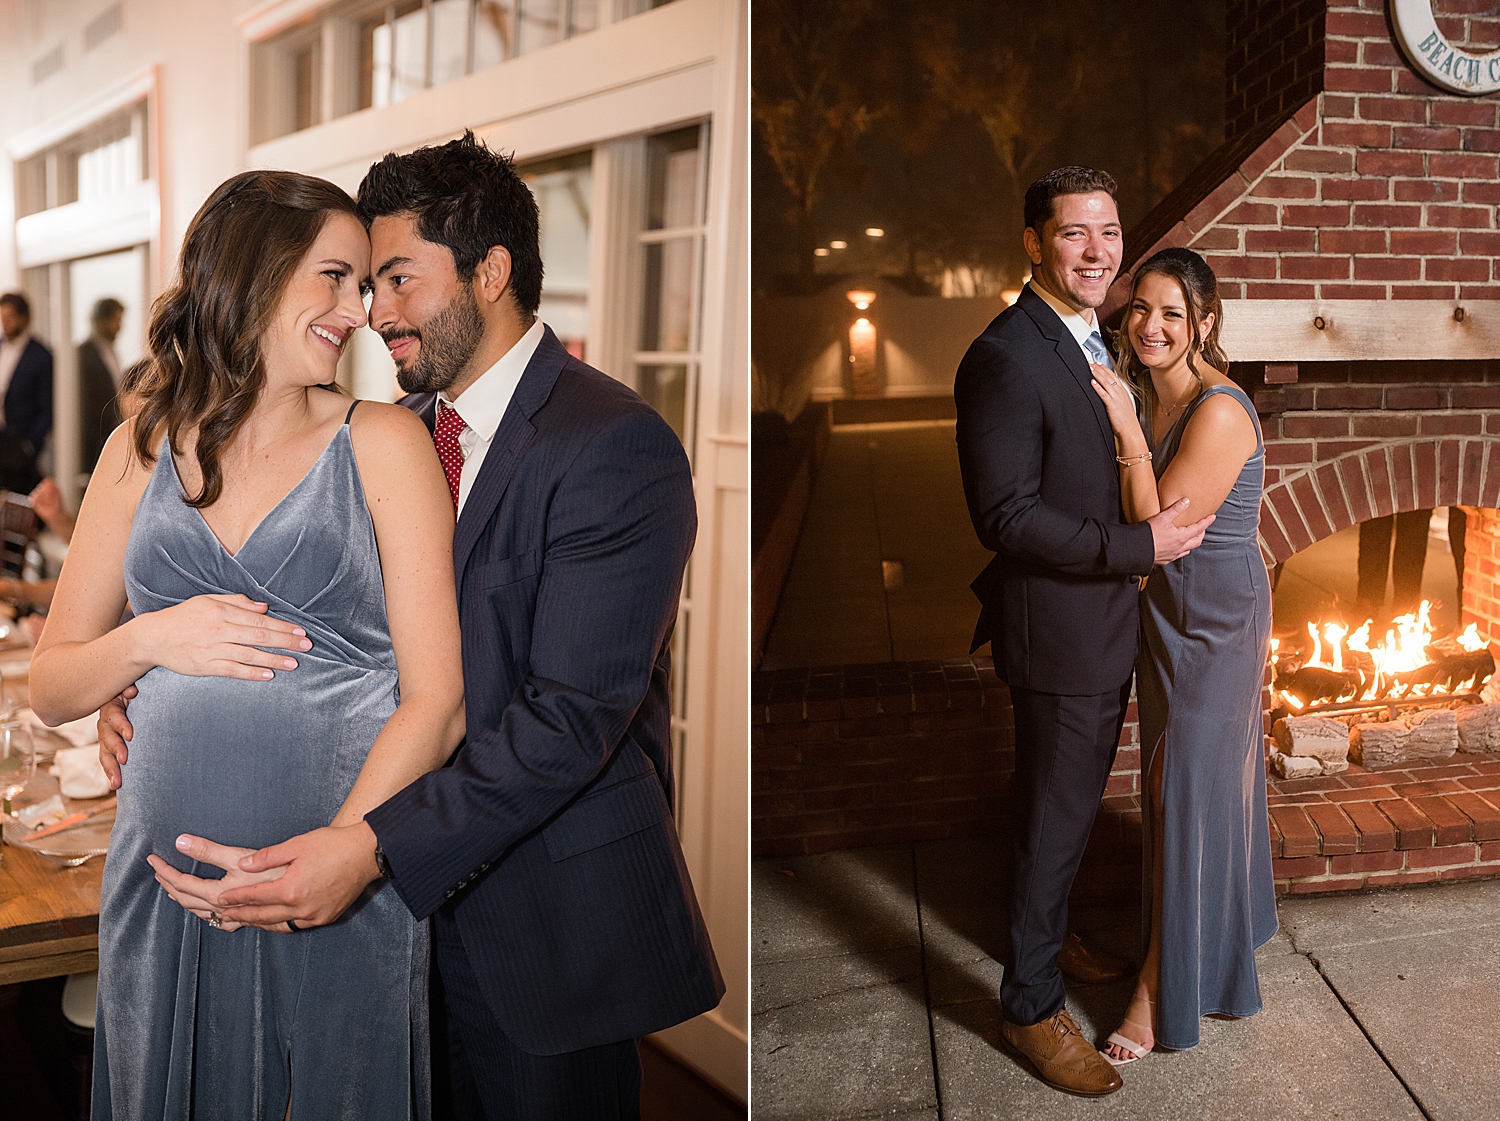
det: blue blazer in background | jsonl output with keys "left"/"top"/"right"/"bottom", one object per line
{"left": 366, "top": 325, "right": 724, "bottom": 1055}
{"left": 5, "top": 337, "right": 53, "bottom": 460}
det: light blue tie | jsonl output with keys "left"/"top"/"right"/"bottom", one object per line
{"left": 1084, "top": 330, "right": 1114, "bottom": 371}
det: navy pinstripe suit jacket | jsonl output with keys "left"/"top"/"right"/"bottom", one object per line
{"left": 365, "top": 325, "right": 724, "bottom": 1055}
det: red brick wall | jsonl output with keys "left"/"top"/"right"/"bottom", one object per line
{"left": 751, "top": 659, "right": 1145, "bottom": 899}
{"left": 1125, "top": 1, "right": 1500, "bottom": 300}
{"left": 1226, "top": 0, "right": 1327, "bottom": 141}
{"left": 1250, "top": 360, "right": 1500, "bottom": 563}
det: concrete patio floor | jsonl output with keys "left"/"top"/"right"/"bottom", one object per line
{"left": 753, "top": 837, "right": 1500, "bottom": 1120}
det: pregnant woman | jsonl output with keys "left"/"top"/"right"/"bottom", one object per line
{"left": 30, "top": 171, "right": 463, "bottom": 1118}
{"left": 1088, "top": 247, "right": 1278, "bottom": 1062}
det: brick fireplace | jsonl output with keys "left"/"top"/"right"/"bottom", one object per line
{"left": 753, "top": 0, "right": 1500, "bottom": 897}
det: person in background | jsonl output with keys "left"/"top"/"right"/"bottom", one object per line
{"left": 80, "top": 297, "right": 126, "bottom": 474}
{"left": 0, "top": 292, "right": 53, "bottom": 472}
{"left": 1356, "top": 510, "right": 1432, "bottom": 622}
{"left": 1, "top": 361, "right": 149, "bottom": 642}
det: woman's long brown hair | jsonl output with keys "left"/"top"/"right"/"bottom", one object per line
{"left": 132, "top": 170, "right": 360, "bottom": 508}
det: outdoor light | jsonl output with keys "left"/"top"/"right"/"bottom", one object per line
{"left": 865, "top": 227, "right": 884, "bottom": 237}
{"left": 846, "top": 289, "right": 877, "bottom": 311}
{"left": 814, "top": 247, "right": 831, "bottom": 257}
{"left": 830, "top": 240, "right": 848, "bottom": 249}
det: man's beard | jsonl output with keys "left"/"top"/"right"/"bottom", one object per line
{"left": 387, "top": 287, "right": 486, "bottom": 394}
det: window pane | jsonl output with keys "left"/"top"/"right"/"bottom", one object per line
{"left": 568, "top": 0, "right": 599, "bottom": 36}
{"left": 293, "top": 44, "right": 318, "bottom": 131}
{"left": 366, "top": 18, "right": 391, "bottom": 108}
{"left": 523, "top": 153, "right": 592, "bottom": 361}
{"left": 639, "top": 239, "right": 694, "bottom": 352}
{"left": 645, "top": 127, "right": 700, "bottom": 231}
{"left": 517, "top": 0, "right": 561, "bottom": 55}
{"left": 636, "top": 364, "right": 689, "bottom": 443}
{"left": 391, "top": 2, "right": 428, "bottom": 104}
{"left": 432, "top": 0, "right": 471, "bottom": 87}
{"left": 473, "top": 0, "right": 511, "bottom": 68}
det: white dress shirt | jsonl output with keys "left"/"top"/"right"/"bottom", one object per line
{"left": 1028, "top": 281, "right": 1102, "bottom": 362}
{"left": 439, "top": 318, "right": 545, "bottom": 516}
{"left": 92, "top": 332, "right": 122, "bottom": 386}
{"left": 0, "top": 331, "right": 31, "bottom": 401}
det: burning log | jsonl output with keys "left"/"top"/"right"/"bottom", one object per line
{"left": 1273, "top": 665, "right": 1363, "bottom": 707}
{"left": 1456, "top": 703, "right": 1500, "bottom": 754}
{"left": 1269, "top": 715, "right": 1351, "bottom": 776}
{"left": 1377, "top": 647, "right": 1495, "bottom": 699}
{"left": 1349, "top": 708, "right": 1459, "bottom": 770}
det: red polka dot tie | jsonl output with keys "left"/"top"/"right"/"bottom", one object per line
{"left": 434, "top": 402, "right": 467, "bottom": 510}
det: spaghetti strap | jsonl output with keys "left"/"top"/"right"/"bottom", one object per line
{"left": 344, "top": 399, "right": 359, "bottom": 425}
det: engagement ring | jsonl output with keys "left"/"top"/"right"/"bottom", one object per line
{"left": 207, "top": 913, "right": 222, "bottom": 929}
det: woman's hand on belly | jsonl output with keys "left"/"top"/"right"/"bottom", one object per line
{"left": 147, "top": 838, "right": 290, "bottom": 933}
{"left": 131, "top": 593, "right": 313, "bottom": 681}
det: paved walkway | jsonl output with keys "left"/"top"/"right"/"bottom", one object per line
{"left": 753, "top": 837, "right": 1500, "bottom": 1120}
{"left": 761, "top": 422, "right": 991, "bottom": 671}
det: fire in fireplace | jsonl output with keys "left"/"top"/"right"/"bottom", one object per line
{"left": 1272, "top": 603, "right": 1496, "bottom": 712}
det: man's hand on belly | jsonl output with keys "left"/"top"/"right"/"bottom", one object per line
{"left": 148, "top": 838, "right": 288, "bottom": 932}
{"left": 211, "top": 821, "right": 383, "bottom": 930}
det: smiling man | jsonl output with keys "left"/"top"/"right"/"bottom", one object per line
{"left": 953, "top": 166, "right": 1211, "bottom": 1097}
{"left": 113, "top": 133, "right": 723, "bottom": 1120}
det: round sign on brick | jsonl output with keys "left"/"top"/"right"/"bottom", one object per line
{"left": 1391, "top": 0, "right": 1500, "bottom": 97}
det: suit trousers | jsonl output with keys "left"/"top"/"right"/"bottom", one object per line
{"left": 1357, "top": 509, "right": 1432, "bottom": 617}
{"left": 430, "top": 909, "right": 642, "bottom": 1121}
{"left": 1000, "top": 681, "right": 1131, "bottom": 1026}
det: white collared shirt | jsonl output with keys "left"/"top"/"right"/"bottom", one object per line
{"left": 0, "top": 332, "right": 31, "bottom": 400}
{"left": 439, "top": 318, "right": 545, "bottom": 515}
{"left": 1028, "top": 281, "right": 1102, "bottom": 362}
{"left": 92, "top": 332, "right": 122, "bottom": 386}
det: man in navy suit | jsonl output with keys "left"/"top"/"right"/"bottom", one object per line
{"left": 0, "top": 292, "right": 54, "bottom": 469}
{"left": 954, "top": 167, "right": 1209, "bottom": 1097}
{"left": 108, "top": 135, "right": 722, "bottom": 1118}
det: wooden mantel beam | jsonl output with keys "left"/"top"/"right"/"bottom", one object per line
{"left": 1219, "top": 300, "right": 1498, "bottom": 363}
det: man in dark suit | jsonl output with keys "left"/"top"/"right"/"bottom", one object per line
{"left": 128, "top": 134, "right": 721, "bottom": 1119}
{"left": 79, "top": 297, "right": 126, "bottom": 473}
{"left": 954, "top": 166, "right": 1210, "bottom": 1097}
{"left": 0, "top": 292, "right": 53, "bottom": 470}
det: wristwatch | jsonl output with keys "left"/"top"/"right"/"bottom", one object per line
{"left": 373, "top": 839, "right": 395, "bottom": 880}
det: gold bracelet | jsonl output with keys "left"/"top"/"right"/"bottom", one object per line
{"left": 1116, "top": 451, "right": 1153, "bottom": 466}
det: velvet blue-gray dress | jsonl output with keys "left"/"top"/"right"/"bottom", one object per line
{"left": 1139, "top": 382, "right": 1279, "bottom": 1051}
{"left": 93, "top": 420, "right": 429, "bottom": 1120}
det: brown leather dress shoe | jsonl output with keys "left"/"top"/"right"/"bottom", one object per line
{"left": 1056, "top": 931, "right": 1131, "bottom": 985}
{"left": 999, "top": 1008, "right": 1124, "bottom": 1097}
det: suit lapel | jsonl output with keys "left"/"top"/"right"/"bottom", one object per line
{"left": 1017, "top": 287, "right": 1114, "bottom": 451}
{"left": 451, "top": 326, "right": 570, "bottom": 585}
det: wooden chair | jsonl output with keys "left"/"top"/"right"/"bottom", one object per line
{"left": 0, "top": 491, "right": 39, "bottom": 580}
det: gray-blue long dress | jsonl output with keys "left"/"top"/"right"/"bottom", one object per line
{"left": 94, "top": 413, "right": 429, "bottom": 1119}
{"left": 1138, "top": 382, "right": 1278, "bottom": 1051}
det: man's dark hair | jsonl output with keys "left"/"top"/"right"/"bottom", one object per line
{"left": 356, "top": 131, "right": 543, "bottom": 316}
{"left": 92, "top": 297, "right": 125, "bottom": 325}
{"left": 1023, "top": 166, "right": 1118, "bottom": 234}
{"left": 0, "top": 293, "right": 31, "bottom": 320}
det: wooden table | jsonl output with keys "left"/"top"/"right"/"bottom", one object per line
{"left": 0, "top": 654, "right": 104, "bottom": 985}
{"left": 0, "top": 841, "right": 101, "bottom": 985}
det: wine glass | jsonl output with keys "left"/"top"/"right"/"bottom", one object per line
{"left": 0, "top": 719, "right": 35, "bottom": 817}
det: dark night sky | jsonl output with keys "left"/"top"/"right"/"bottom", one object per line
{"left": 753, "top": 0, "right": 1228, "bottom": 295}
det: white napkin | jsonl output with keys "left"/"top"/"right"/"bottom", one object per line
{"left": 18, "top": 707, "right": 99, "bottom": 747}
{"left": 53, "top": 745, "right": 112, "bottom": 799}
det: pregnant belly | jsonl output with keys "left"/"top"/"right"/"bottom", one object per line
{"left": 115, "top": 662, "right": 396, "bottom": 851}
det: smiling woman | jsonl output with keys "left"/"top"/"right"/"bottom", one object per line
{"left": 27, "top": 168, "right": 464, "bottom": 1119}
